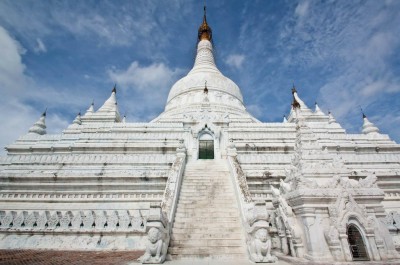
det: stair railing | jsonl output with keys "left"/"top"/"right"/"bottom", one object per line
{"left": 226, "top": 140, "right": 278, "bottom": 263}
{"left": 138, "top": 140, "right": 186, "bottom": 264}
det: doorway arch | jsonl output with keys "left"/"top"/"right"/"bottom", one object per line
{"left": 347, "top": 224, "right": 370, "bottom": 261}
{"left": 198, "top": 133, "right": 214, "bottom": 159}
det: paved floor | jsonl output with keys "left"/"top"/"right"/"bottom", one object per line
{"left": 0, "top": 250, "right": 291, "bottom": 265}
{"left": 0, "top": 250, "right": 143, "bottom": 265}
{"left": 1, "top": 250, "right": 399, "bottom": 265}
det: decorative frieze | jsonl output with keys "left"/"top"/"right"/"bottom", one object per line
{"left": 0, "top": 209, "right": 147, "bottom": 233}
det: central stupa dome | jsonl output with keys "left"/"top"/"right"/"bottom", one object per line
{"left": 153, "top": 7, "right": 257, "bottom": 123}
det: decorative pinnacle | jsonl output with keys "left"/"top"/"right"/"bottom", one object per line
{"left": 360, "top": 106, "right": 366, "bottom": 119}
{"left": 112, "top": 84, "right": 117, "bottom": 94}
{"left": 42, "top": 108, "right": 47, "bottom": 117}
{"left": 291, "top": 83, "right": 297, "bottom": 94}
{"left": 291, "top": 84, "right": 300, "bottom": 109}
{"left": 198, "top": 5, "right": 212, "bottom": 41}
{"left": 204, "top": 80, "right": 208, "bottom": 94}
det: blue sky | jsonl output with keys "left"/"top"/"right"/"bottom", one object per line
{"left": 0, "top": 0, "right": 400, "bottom": 153}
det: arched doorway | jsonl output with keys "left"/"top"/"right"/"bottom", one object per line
{"left": 347, "top": 224, "right": 369, "bottom": 261}
{"left": 198, "top": 133, "right": 214, "bottom": 159}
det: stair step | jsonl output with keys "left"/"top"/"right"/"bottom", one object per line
{"left": 176, "top": 201, "right": 237, "bottom": 205}
{"left": 172, "top": 225, "right": 243, "bottom": 231}
{"left": 175, "top": 207, "right": 239, "bottom": 213}
{"left": 168, "top": 254, "right": 247, "bottom": 260}
{"left": 171, "top": 233, "right": 244, "bottom": 240}
{"left": 170, "top": 239, "right": 244, "bottom": 247}
{"left": 169, "top": 160, "right": 246, "bottom": 257}
{"left": 173, "top": 221, "right": 241, "bottom": 227}
{"left": 175, "top": 212, "right": 239, "bottom": 218}
{"left": 168, "top": 246, "right": 246, "bottom": 255}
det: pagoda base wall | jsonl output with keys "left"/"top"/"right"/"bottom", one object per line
{"left": 0, "top": 232, "right": 145, "bottom": 251}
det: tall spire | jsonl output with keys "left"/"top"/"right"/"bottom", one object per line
{"left": 198, "top": 5, "right": 212, "bottom": 42}
{"left": 188, "top": 5, "right": 219, "bottom": 75}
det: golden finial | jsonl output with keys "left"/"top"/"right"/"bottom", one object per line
{"left": 198, "top": 4, "right": 212, "bottom": 41}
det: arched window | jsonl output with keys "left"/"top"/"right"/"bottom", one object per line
{"left": 199, "top": 133, "right": 214, "bottom": 159}
{"left": 347, "top": 224, "right": 369, "bottom": 261}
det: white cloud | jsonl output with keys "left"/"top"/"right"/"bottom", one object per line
{"left": 34, "top": 38, "right": 47, "bottom": 53}
{"left": 108, "top": 61, "right": 182, "bottom": 91}
{"left": 0, "top": 26, "right": 72, "bottom": 154}
{"left": 295, "top": 0, "right": 310, "bottom": 18}
{"left": 246, "top": 104, "right": 264, "bottom": 118}
{"left": 108, "top": 61, "right": 184, "bottom": 121}
{"left": 225, "top": 54, "right": 245, "bottom": 69}
{"left": 0, "top": 26, "right": 27, "bottom": 92}
{"left": 0, "top": 27, "right": 35, "bottom": 153}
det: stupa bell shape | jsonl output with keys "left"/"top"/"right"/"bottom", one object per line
{"left": 362, "top": 114, "right": 380, "bottom": 135}
{"left": 28, "top": 111, "right": 47, "bottom": 135}
{"left": 154, "top": 7, "right": 256, "bottom": 123}
{"left": 72, "top": 112, "right": 82, "bottom": 125}
{"left": 85, "top": 102, "right": 94, "bottom": 115}
{"left": 97, "top": 86, "right": 118, "bottom": 112}
{"left": 328, "top": 111, "right": 337, "bottom": 124}
{"left": 83, "top": 86, "right": 121, "bottom": 123}
{"left": 314, "top": 102, "right": 324, "bottom": 115}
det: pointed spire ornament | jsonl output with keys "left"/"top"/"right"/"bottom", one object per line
{"left": 328, "top": 111, "right": 336, "bottom": 124}
{"left": 85, "top": 101, "right": 94, "bottom": 115}
{"left": 94, "top": 85, "right": 122, "bottom": 122}
{"left": 283, "top": 115, "right": 288, "bottom": 123}
{"left": 291, "top": 84, "right": 301, "bottom": 109}
{"left": 362, "top": 112, "right": 380, "bottom": 135}
{"left": 98, "top": 85, "right": 118, "bottom": 111}
{"left": 314, "top": 102, "right": 324, "bottom": 115}
{"left": 122, "top": 114, "right": 126, "bottom": 123}
{"left": 198, "top": 5, "right": 212, "bottom": 42}
{"left": 291, "top": 84, "right": 309, "bottom": 110}
{"left": 73, "top": 112, "right": 82, "bottom": 125}
{"left": 28, "top": 110, "right": 47, "bottom": 135}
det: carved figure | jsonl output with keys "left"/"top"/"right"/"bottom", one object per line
{"left": 248, "top": 228, "right": 277, "bottom": 263}
{"left": 140, "top": 227, "right": 168, "bottom": 263}
{"left": 359, "top": 173, "right": 378, "bottom": 188}
{"left": 280, "top": 179, "right": 291, "bottom": 193}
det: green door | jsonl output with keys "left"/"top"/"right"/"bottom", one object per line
{"left": 199, "top": 140, "right": 214, "bottom": 159}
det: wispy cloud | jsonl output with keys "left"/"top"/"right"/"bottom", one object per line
{"left": 108, "top": 62, "right": 182, "bottom": 91}
{"left": 34, "top": 38, "right": 47, "bottom": 53}
{"left": 233, "top": 0, "right": 400, "bottom": 140}
{"left": 0, "top": 26, "right": 28, "bottom": 92}
{"left": 108, "top": 61, "right": 184, "bottom": 121}
{"left": 294, "top": 0, "right": 310, "bottom": 18}
{"left": 225, "top": 54, "right": 245, "bottom": 69}
{"left": 0, "top": 0, "right": 399, "bottom": 147}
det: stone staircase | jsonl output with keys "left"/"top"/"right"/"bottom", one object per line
{"left": 168, "top": 159, "right": 247, "bottom": 260}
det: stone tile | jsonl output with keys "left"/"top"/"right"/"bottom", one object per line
{"left": 0, "top": 250, "right": 143, "bottom": 265}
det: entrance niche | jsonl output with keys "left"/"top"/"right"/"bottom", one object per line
{"left": 347, "top": 224, "right": 369, "bottom": 261}
{"left": 198, "top": 133, "right": 214, "bottom": 159}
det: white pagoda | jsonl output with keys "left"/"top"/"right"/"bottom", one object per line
{"left": 0, "top": 6, "right": 399, "bottom": 264}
